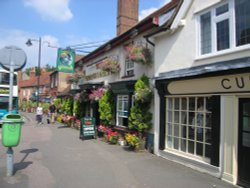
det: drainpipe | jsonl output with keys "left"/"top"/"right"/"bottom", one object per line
{"left": 145, "top": 36, "right": 155, "bottom": 47}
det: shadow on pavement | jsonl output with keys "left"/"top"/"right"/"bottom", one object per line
{"left": 13, "top": 148, "right": 39, "bottom": 174}
{"left": 14, "top": 161, "right": 33, "bottom": 174}
{"left": 57, "top": 126, "right": 71, "bottom": 129}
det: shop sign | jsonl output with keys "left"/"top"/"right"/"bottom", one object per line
{"left": 168, "top": 73, "right": 250, "bottom": 94}
{"left": 80, "top": 117, "right": 96, "bottom": 139}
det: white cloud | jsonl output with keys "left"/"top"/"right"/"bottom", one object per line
{"left": 139, "top": 0, "right": 171, "bottom": 20}
{"left": 23, "top": 0, "right": 73, "bottom": 22}
{"left": 0, "top": 29, "right": 59, "bottom": 69}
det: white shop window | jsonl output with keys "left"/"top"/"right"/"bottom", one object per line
{"left": 165, "top": 96, "right": 212, "bottom": 163}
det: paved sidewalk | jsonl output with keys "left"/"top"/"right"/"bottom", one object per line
{"left": 0, "top": 112, "right": 238, "bottom": 188}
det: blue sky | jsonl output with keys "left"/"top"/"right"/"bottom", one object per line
{"left": 0, "top": 0, "right": 169, "bottom": 68}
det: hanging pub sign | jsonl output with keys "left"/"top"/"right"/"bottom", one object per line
{"left": 56, "top": 48, "right": 75, "bottom": 73}
{"left": 80, "top": 117, "right": 96, "bottom": 140}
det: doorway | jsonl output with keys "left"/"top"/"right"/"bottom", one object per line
{"left": 238, "top": 98, "right": 250, "bottom": 187}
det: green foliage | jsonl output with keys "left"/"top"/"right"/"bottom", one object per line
{"left": 25, "top": 68, "right": 32, "bottom": 76}
{"left": 53, "top": 98, "right": 61, "bottom": 109}
{"left": 73, "top": 100, "right": 79, "bottom": 116}
{"left": 98, "top": 90, "right": 114, "bottom": 126}
{"left": 61, "top": 97, "right": 73, "bottom": 115}
{"left": 134, "top": 74, "right": 152, "bottom": 103}
{"left": 35, "top": 67, "right": 41, "bottom": 76}
{"left": 129, "top": 75, "right": 152, "bottom": 134}
{"left": 45, "top": 64, "right": 56, "bottom": 72}
{"left": 129, "top": 103, "right": 152, "bottom": 132}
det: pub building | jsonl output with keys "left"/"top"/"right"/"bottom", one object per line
{"left": 154, "top": 57, "right": 250, "bottom": 187}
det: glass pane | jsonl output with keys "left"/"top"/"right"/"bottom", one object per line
{"left": 118, "top": 99, "right": 122, "bottom": 110}
{"left": 196, "top": 128, "right": 204, "bottom": 142}
{"left": 188, "top": 126, "right": 195, "bottom": 140}
{"left": 243, "top": 102, "right": 250, "bottom": 131}
{"left": 167, "top": 123, "right": 172, "bottom": 136}
{"left": 197, "top": 97, "right": 204, "bottom": 111}
{"left": 174, "top": 98, "right": 179, "bottom": 110}
{"left": 167, "top": 136, "right": 172, "bottom": 148}
{"left": 181, "top": 139, "right": 186, "bottom": 152}
{"left": 181, "top": 125, "right": 187, "bottom": 138}
{"left": 200, "top": 12, "right": 211, "bottom": 54}
{"left": 174, "top": 137, "right": 179, "bottom": 150}
{"left": 243, "top": 133, "right": 250, "bottom": 147}
{"left": 197, "top": 113, "right": 204, "bottom": 127}
{"left": 235, "top": 0, "right": 250, "bottom": 46}
{"left": 174, "top": 111, "right": 179, "bottom": 123}
{"left": 206, "top": 114, "right": 212, "bottom": 128}
{"left": 168, "top": 98, "right": 173, "bottom": 110}
{"left": 205, "top": 129, "right": 212, "bottom": 144}
{"left": 174, "top": 125, "right": 179, "bottom": 137}
{"left": 181, "top": 98, "right": 187, "bottom": 110}
{"left": 217, "top": 19, "right": 230, "bottom": 51}
{"left": 189, "top": 98, "right": 195, "bottom": 111}
{"left": 196, "top": 142, "right": 203, "bottom": 156}
{"left": 205, "top": 144, "right": 211, "bottom": 158}
{"left": 188, "top": 140, "right": 194, "bottom": 154}
{"left": 124, "top": 100, "right": 128, "bottom": 111}
{"left": 167, "top": 110, "right": 172, "bottom": 123}
{"left": 216, "top": 4, "right": 228, "bottom": 16}
{"left": 181, "top": 112, "right": 187, "bottom": 124}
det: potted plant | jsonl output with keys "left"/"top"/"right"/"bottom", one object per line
{"left": 128, "top": 75, "right": 153, "bottom": 150}
{"left": 98, "top": 89, "right": 114, "bottom": 126}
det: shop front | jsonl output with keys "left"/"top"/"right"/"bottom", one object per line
{"left": 155, "top": 57, "right": 250, "bottom": 186}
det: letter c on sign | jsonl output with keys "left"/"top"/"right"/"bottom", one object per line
{"left": 221, "top": 78, "right": 231, "bottom": 89}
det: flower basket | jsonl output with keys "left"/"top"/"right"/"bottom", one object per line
{"left": 66, "top": 73, "right": 85, "bottom": 84}
{"left": 126, "top": 44, "right": 152, "bottom": 65}
{"left": 100, "top": 57, "right": 120, "bottom": 73}
{"left": 89, "top": 88, "right": 106, "bottom": 101}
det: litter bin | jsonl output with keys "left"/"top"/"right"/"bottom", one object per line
{"left": 2, "top": 114, "right": 23, "bottom": 147}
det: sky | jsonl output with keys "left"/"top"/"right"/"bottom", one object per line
{"left": 0, "top": 0, "right": 170, "bottom": 69}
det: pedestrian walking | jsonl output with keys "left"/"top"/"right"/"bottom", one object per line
{"left": 36, "top": 103, "right": 43, "bottom": 124}
{"left": 49, "top": 102, "right": 56, "bottom": 123}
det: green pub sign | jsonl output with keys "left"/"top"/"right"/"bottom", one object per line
{"left": 56, "top": 49, "right": 75, "bottom": 73}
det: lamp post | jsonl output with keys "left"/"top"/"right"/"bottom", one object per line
{"left": 26, "top": 37, "right": 42, "bottom": 106}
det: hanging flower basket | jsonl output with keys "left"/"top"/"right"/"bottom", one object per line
{"left": 126, "top": 44, "right": 152, "bottom": 65}
{"left": 99, "top": 57, "right": 120, "bottom": 73}
{"left": 66, "top": 73, "right": 85, "bottom": 84}
{"left": 88, "top": 88, "right": 106, "bottom": 101}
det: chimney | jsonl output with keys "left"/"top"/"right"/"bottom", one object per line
{"left": 117, "top": 0, "right": 138, "bottom": 36}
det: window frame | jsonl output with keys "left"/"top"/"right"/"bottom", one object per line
{"left": 165, "top": 96, "right": 212, "bottom": 163}
{"left": 197, "top": 0, "right": 250, "bottom": 59}
{"left": 116, "top": 95, "right": 129, "bottom": 127}
{"left": 124, "top": 58, "right": 134, "bottom": 77}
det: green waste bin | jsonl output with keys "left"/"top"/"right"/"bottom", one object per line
{"left": 2, "top": 114, "right": 23, "bottom": 147}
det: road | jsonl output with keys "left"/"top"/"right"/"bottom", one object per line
{"left": 0, "top": 112, "right": 238, "bottom": 188}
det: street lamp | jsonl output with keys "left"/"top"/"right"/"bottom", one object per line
{"left": 26, "top": 37, "right": 42, "bottom": 106}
